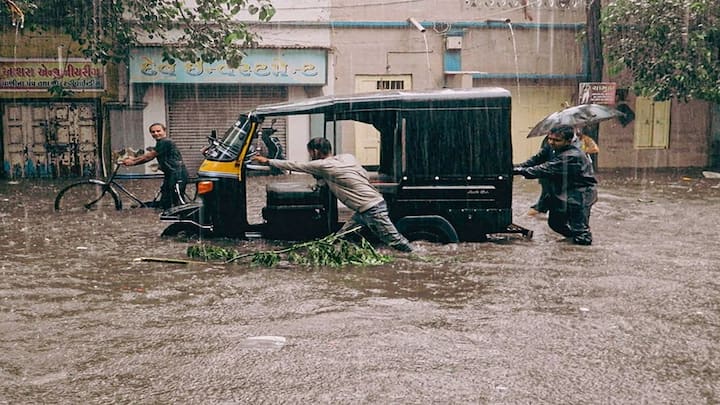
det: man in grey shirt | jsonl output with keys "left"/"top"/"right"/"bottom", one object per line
{"left": 253, "top": 137, "right": 414, "bottom": 252}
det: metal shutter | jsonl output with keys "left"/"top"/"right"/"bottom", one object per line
{"left": 167, "top": 85, "right": 288, "bottom": 176}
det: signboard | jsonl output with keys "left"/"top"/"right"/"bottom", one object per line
{"left": 578, "top": 82, "right": 617, "bottom": 105}
{"left": 129, "top": 48, "right": 327, "bottom": 85}
{"left": 0, "top": 58, "right": 105, "bottom": 92}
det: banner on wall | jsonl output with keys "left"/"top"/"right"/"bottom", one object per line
{"left": 578, "top": 82, "right": 617, "bottom": 105}
{"left": 0, "top": 58, "right": 105, "bottom": 92}
{"left": 129, "top": 47, "right": 327, "bottom": 85}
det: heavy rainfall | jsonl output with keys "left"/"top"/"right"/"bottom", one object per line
{"left": 3, "top": 0, "right": 720, "bottom": 404}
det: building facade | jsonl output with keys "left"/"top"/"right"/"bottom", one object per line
{"left": 1, "top": 0, "right": 717, "bottom": 178}
{"left": 120, "top": 0, "right": 333, "bottom": 176}
{"left": 323, "top": 0, "right": 716, "bottom": 169}
{"left": 0, "top": 30, "right": 118, "bottom": 178}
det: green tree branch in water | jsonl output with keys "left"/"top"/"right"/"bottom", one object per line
{"left": 187, "top": 227, "right": 393, "bottom": 268}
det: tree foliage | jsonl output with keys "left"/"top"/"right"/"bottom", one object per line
{"left": 601, "top": 0, "right": 720, "bottom": 102}
{"left": 1, "top": 0, "right": 275, "bottom": 67}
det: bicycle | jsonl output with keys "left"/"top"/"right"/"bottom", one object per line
{"left": 54, "top": 163, "right": 190, "bottom": 213}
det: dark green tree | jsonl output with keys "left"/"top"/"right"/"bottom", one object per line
{"left": 601, "top": 0, "right": 720, "bottom": 102}
{"left": 1, "top": 0, "right": 275, "bottom": 67}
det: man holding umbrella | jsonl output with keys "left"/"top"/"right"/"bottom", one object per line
{"left": 513, "top": 125, "right": 598, "bottom": 245}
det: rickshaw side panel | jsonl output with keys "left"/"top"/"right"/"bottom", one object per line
{"left": 261, "top": 182, "right": 333, "bottom": 240}
{"left": 386, "top": 91, "right": 514, "bottom": 240}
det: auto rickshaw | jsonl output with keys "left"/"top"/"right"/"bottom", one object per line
{"left": 160, "top": 88, "right": 532, "bottom": 242}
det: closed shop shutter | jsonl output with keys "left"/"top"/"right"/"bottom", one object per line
{"left": 167, "top": 85, "right": 288, "bottom": 176}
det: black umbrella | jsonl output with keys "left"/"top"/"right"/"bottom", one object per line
{"left": 527, "top": 104, "right": 625, "bottom": 138}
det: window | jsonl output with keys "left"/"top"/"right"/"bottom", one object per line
{"left": 354, "top": 75, "right": 411, "bottom": 165}
{"left": 376, "top": 80, "right": 405, "bottom": 90}
{"left": 634, "top": 97, "right": 670, "bottom": 149}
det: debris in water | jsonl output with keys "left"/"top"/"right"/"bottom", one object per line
{"left": 242, "top": 336, "right": 287, "bottom": 350}
{"left": 135, "top": 257, "right": 206, "bottom": 264}
{"left": 187, "top": 227, "right": 393, "bottom": 268}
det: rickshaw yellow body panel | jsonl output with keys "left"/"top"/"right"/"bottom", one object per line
{"left": 197, "top": 160, "right": 242, "bottom": 179}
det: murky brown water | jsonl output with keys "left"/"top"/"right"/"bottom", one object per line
{"left": 1, "top": 170, "right": 719, "bottom": 403}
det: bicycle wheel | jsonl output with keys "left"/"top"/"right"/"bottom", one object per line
{"left": 54, "top": 180, "right": 122, "bottom": 212}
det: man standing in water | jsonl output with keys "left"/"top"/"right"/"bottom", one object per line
{"left": 122, "top": 123, "right": 189, "bottom": 210}
{"left": 252, "top": 137, "right": 415, "bottom": 252}
{"left": 513, "top": 125, "right": 598, "bottom": 245}
{"left": 526, "top": 128, "right": 598, "bottom": 216}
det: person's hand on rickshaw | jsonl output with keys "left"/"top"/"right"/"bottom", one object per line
{"left": 244, "top": 149, "right": 272, "bottom": 172}
{"left": 251, "top": 154, "right": 269, "bottom": 164}
{"left": 512, "top": 166, "right": 527, "bottom": 177}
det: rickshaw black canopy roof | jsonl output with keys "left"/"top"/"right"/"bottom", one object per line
{"left": 252, "top": 88, "right": 511, "bottom": 118}
{"left": 252, "top": 87, "right": 513, "bottom": 178}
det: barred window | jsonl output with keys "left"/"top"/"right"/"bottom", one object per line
{"left": 376, "top": 80, "right": 405, "bottom": 90}
{"left": 464, "top": 0, "right": 583, "bottom": 9}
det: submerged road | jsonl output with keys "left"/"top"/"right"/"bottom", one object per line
{"left": 1, "top": 169, "right": 719, "bottom": 403}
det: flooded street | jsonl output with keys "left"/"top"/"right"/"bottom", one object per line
{"left": 1, "top": 170, "right": 720, "bottom": 404}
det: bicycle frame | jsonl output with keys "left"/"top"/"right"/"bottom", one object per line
{"left": 107, "top": 164, "right": 158, "bottom": 208}
{"left": 54, "top": 163, "right": 160, "bottom": 212}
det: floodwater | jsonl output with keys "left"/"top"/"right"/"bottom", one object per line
{"left": 1, "top": 170, "right": 720, "bottom": 404}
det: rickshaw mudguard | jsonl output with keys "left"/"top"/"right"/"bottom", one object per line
{"left": 160, "top": 201, "right": 213, "bottom": 236}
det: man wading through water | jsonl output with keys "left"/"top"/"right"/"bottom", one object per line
{"left": 513, "top": 125, "right": 598, "bottom": 245}
{"left": 252, "top": 137, "right": 415, "bottom": 252}
{"left": 122, "top": 123, "right": 189, "bottom": 210}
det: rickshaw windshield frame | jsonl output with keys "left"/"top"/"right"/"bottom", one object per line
{"left": 202, "top": 115, "right": 252, "bottom": 162}
{"left": 221, "top": 115, "right": 251, "bottom": 148}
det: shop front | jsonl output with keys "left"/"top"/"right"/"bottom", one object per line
{"left": 127, "top": 47, "right": 328, "bottom": 176}
{"left": 0, "top": 58, "right": 106, "bottom": 178}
